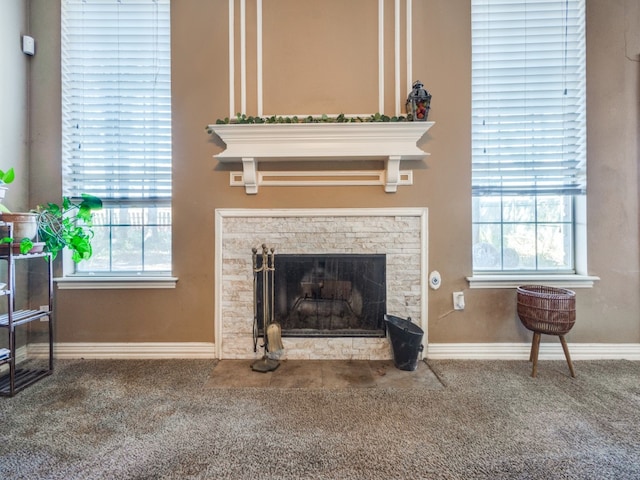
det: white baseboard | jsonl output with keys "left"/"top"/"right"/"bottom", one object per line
{"left": 426, "top": 343, "right": 640, "bottom": 361}
{"left": 29, "top": 342, "right": 217, "bottom": 359}
{"left": 26, "top": 342, "right": 640, "bottom": 361}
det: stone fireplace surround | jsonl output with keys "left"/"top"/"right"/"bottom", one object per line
{"left": 215, "top": 208, "right": 428, "bottom": 360}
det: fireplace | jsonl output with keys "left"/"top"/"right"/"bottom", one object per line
{"left": 259, "top": 254, "right": 386, "bottom": 337}
{"left": 215, "top": 208, "right": 427, "bottom": 360}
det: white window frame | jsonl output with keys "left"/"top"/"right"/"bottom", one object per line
{"left": 59, "top": 0, "right": 176, "bottom": 289}
{"left": 468, "top": 197, "right": 597, "bottom": 288}
{"left": 467, "top": 0, "right": 598, "bottom": 289}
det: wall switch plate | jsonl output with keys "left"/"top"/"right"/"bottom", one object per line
{"left": 453, "top": 292, "right": 465, "bottom": 310}
{"left": 22, "top": 35, "right": 35, "bottom": 56}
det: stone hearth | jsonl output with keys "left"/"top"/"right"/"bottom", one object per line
{"left": 215, "top": 208, "right": 427, "bottom": 360}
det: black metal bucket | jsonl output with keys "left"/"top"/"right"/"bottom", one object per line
{"left": 384, "top": 314, "right": 424, "bottom": 371}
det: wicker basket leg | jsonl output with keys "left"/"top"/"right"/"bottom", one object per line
{"left": 529, "top": 334, "right": 536, "bottom": 362}
{"left": 559, "top": 335, "right": 576, "bottom": 378}
{"left": 530, "top": 332, "right": 542, "bottom": 378}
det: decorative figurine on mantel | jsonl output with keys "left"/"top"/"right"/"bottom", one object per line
{"left": 406, "top": 80, "right": 432, "bottom": 121}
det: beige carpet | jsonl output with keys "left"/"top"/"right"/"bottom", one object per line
{"left": 0, "top": 358, "right": 639, "bottom": 479}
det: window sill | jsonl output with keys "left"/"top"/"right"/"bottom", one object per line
{"left": 466, "top": 274, "right": 599, "bottom": 289}
{"left": 55, "top": 276, "right": 178, "bottom": 290}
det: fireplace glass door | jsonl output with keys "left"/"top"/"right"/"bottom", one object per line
{"left": 269, "top": 254, "right": 386, "bottom": 337}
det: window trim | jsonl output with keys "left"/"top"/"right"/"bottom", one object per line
{"left": 60, "top": 0, "right": 172, "bottom": 278}
{"left": 470, "top": 0, "right": 595, "bottom": 285}
{"left": 55, "top": 276, "right": 178, "bottom": 290}
{"left": 468, "top": 196, "right": 599, "bottom": 288}
{"left": 467, "top": 274, "right": 599, "bottom": 289}
{"left": 57, "top": 241, "right": 177, "bottom": 289}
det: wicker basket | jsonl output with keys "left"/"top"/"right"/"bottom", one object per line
{"left": 516, "top": 285, "right": 576, "bottom": 335}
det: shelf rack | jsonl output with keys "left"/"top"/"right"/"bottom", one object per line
{"left": 0, "top": 222, "right": 54, "bottom": 396}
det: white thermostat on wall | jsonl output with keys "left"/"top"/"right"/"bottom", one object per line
{"left": 22, "top": 35, "right": 35, "bottom": 56}
{"left": 429, "top": 270, "right": 442, "bottom": 290}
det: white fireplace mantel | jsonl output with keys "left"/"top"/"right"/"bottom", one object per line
{"left": 207, "top": 121, "right": 435, "bottom": 194}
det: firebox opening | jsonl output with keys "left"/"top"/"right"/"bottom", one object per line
{"left": 266, "top": 254, "right": 386, "bottom": 338}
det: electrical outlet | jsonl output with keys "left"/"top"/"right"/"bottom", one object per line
{"left": 453, "top": 292, "right": 465, "bottom": 310}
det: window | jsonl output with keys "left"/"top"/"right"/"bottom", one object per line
{"left": 471, "top": 0, "right": 586, "bottom": 276}
{"left": 61, "top": 0, "right": 171, "bottom": 275}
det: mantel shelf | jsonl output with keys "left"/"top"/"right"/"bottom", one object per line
{"left": 207, "top": 121, "right": 434, "bottom": 194}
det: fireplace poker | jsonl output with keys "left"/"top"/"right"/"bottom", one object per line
{"left": 251, "top": 247, "right": 259, "bottom": 353}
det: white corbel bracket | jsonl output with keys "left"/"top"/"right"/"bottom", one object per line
{"left": 208, "top": 122, "right": 434, "bottom": 194}
{"left": 241, "top": 157, "right": 258, "bottom": 194}
{"left": 385, "top": 156, "right": 402, "bottom": 193}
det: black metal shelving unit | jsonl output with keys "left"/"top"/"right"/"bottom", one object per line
{"left": 0, "top": 221, "right": 54, "bottom": 397}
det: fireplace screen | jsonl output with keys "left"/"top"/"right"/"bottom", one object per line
{"left": 264, "top": 254, "right": 386, "bottom": 337}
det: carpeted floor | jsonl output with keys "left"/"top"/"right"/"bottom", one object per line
{"left": 0, "top": 359, "right": 639, "bottom": 479}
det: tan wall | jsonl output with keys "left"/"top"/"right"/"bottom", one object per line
{"left": 25, "top": 0, "right": 640, "bottom": 345}
{"left": 0, "top": 0, "right": 29, "bottom": 211}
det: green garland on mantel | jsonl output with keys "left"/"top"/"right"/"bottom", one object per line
{"left": 207, "top": 112, "right": 409, "bottom": 133}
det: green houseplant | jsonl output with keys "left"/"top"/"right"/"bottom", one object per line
{"left": 0, "top": 167, "right": 15, "bottom": 203}
{"left": 27, "top": 194, "right": 103, "bottom": 262}
{"left": 0, "top": 168, "right": 15, "bottom": 185}
{"left": 0, "top": 167, "right": 102, "bottom": 260}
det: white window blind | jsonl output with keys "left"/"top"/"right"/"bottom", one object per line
{"left": 61, "top": 0, "right": 171, "bottom": 203}
{"left": 471, "top": 0, "right": 586, "bottom": 197}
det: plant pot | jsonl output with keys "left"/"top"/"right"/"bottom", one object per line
{"left": 0, "top": 185, "right": 7, "bottom": 202}
{"left": 0, "top": 212, "right": 39, "bottom": 241}
{"left": 0, "top": 241, "right": 45, "bottom": 255}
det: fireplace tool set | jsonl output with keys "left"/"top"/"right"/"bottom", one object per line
{"left": 251, "top": 244, "right": 284, "bottom": 373}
